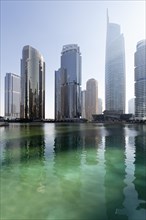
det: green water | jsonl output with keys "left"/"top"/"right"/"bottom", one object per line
{"left": 0, "top": 123, "right": 146, "bottom": 220}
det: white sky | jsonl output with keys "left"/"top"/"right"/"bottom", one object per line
{"left": 1, "top": 0, "right": 145, "bottom": 118}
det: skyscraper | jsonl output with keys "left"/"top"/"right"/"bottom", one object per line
{"left": 135, "top": 40, "right": 146, "bottom": 120}
{"left": 55, "top": 44, "right": 81, "bottom": 120}
{"left": 128, "top": 98, "right": 135, "bottom": 115}
{"left": 81, "top": 90, "right": 86, "bottom": 118}
{"left": 20, "top": 45, "right": 45, "bottom": 119}
{"left": 98, "top": 98, "right": 103, "bottom": 114}
{"left": 5, "top": 73, "right": 20, "bottom": 119}
{"left": 0, "top": 73, "right": 1, "bottom": 116}
{"left": 105, "top": 10, "right": 126, "bottom": 113}
{"left": 85, "top": 78, "right": 98, "bottom": 121}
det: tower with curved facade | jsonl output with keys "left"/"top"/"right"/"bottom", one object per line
{"left": 105, "top": 11, "right": 126, "bottom": 113}
{"left": 20, "top": 45, "right": 45, "bottom": 119}
{"left": 135, "top": 40, "right": 146, "bottom": 120}
{"left": 85, "top": 78, "right": 98, "bottom": 121}
{"left": 55, "top": 44, "right": 81, "bottom": 120}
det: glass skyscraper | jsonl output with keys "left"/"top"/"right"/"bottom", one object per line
{"left": 55, "top": 44, "right": 81, "bottom": 120}
{"left": 5, "top": 73, "right": 20, "bottom": 119}
{"left": 20, "top": 45, "right": 45, "bottom": 119}
{"left": 105, "top": 11, "right": 126, "bottom": 113}
{"left": 135, "top": 39, "right": 146, "bottom": 120}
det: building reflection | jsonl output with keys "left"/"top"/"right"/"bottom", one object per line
{"left": 2, "top": 124, "right": 45, "bottom": 166}
{"left": 104, "top": 125, "right": 127, "bottom": 220}
{"left": 53, "top": 123, "right": 107, "bottom": 219}
{"left": 109, "top": 125, "right": 146, "bottom": 220}
{"left": 19, "top": 124, "right": 45, "bottom": 164}
{"left": 134, "top": 125, "right": 146, "bottom": 212}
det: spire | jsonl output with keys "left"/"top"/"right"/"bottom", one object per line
{"left": 107, "top": 8, "right": 109, "bottom": 24}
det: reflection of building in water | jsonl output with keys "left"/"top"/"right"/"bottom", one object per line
{"left": 19, "top": 125, "right": 45, "bottom": 163}
{"left": 134, "top": 126, "right": 146, "bottom": 215}
{"left": 1, "top": 125, "right": 46, "bottom": 165}
{"left": 81, "top": 125, "right": 100, "bottom": 165}
{"left": 116, "top": 126, "right": 146, "bottom": 220}
{"left": 1, "top": 125, "right": 21, "bottom": 166}
{"left": 53, "top": 125, "right": 82, "bottom": 217}
{"left": 104, "top": 125, "right": 126, "bottom": 220}
{"left": 54, "top": 124, "right": 107, "bottom": 220}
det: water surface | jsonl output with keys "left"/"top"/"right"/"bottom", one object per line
{"left": 0, "top": 123, "right": 146, "bottom": 220}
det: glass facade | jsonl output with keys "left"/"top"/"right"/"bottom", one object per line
{"left": 20, "top": 45, "right": 45, "bottom": 119}
{"left": 55, "top": 44, "right": 81, "bottom": 120}
{"left": 5, "top": 73, "right": 20, "bottom": 118}
{"left": 105, "top": 12, "right": 126, "bottom": 113}
{"left": 135, "top": 40, "right": 146, "bottom": 120}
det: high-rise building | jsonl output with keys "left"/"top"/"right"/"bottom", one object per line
{"left": 105, "top": 10, "right": 126, "bottom": 113}
{"left": 0, "top": 72, "right": 1, "bottom": 116}
{"left": 20, "top": 45, "right": 45, "bottom": 120}
{"left": 128, "top": 98, "right": 135, "bottom": 115}
{"left": 85, "top": 78, "right": 98, "bottom": 121}
{"left": 81, "top": 90, "right": 86, "bottom": 118}
{"left": 55, "top": 44, "right": 81, "bottom": 120}
{"left": 98, "top": 98, "right": 103, "bottom": 114}
{"left": 5, "top": 73, "right": 20, "bottom": 119}
{"left": 134, "top": 40, "right": 146, "bottom": 120}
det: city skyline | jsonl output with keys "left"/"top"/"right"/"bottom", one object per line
{"left": 1, "top": 1, "right": 145, "bottom": 118}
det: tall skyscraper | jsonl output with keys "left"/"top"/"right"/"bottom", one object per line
{"left": 0, "top": 72, "right": 1, "bottom": 116}
{"left": 55, "top": 44, "right": 81, "bottom": 120}
{"left": 98, "top": 98, "right": 103, "bottom": 114}
{"left": 105, "top": 10, "right": 126, "bottom": 113}
{"left": 85, "top": 78, "right": 98, "bottom": 121}
{"left": 128, "top": 98, "right": 135, "bottom": 115}
{"left": 5, "top": 73, "right": 20, "bottom": 119}
{"left": 81, "top": 90, "right": 86, "bottom": 118}
{"left": 135, "top": 40, "right": 146, "bottom": 120}
{"left": 20, "top": 45, "right": 45, "bottom": 119}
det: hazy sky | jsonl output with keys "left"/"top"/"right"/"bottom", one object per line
{"left": 1, "top": 0, "right": 145, "bottom": 118}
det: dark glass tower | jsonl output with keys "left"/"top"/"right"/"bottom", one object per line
{"left": 55, "top": 44, "right": 81, "bottom": 120}
{"left": 105, "top": 10, "right": 126, "bottom": 113}
{"left": 20, "top": 45, "right": 45, "bottom": 119}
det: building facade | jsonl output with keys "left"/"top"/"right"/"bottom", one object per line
{"left": 55, "top": 44, "right": 81, "bottom": 120}
{"left": 5, "top": 73, "right": 20, "bottom": 119}
{"left": 85, "top": 78, "right": 98, "bottom": 121}
{"left": 98, "top": 98, "right": 103, "bottom": 114}
{"left": 135, "top": 40, "right": 146, "bottom": 120}
{"left": 81, "top": 90, "right": 86, "bottom": 118}
{"left": 20, "top": 45, "right": 45, "bottom": 119}
{"left": 105, "top": 10, "right": 126, "bottom": 113}
{"left": 128, "top": 98, "right": 135, "bottom": 115}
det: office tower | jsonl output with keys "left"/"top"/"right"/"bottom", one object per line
{"left": 128, "top": 98, "right": 135, "bottom": 115}
{"left": 105, "top": 10, "right": 126, "bottom": 113}
{"left": 85, "top": 78, "right": 98, "bottom": 121}
{"left": 20, "top": 45, "right": 45, "bottom": 119}
{"left": 81, "top": 90, "right": 86, "bottom": 118}
{"left": 55, "top": 44, "right": 81, "bottom": 120}
{"left": 5, "top": 73, "right": 20, "bottom": 119}
{"left": 0, "top": 73, "right": 1, "bottom": 116}
{"left": 135, "top": 40, "right": 146, "bottom": 120}
{"left": 98, "top": 98, "right": 103, "bottom": 114}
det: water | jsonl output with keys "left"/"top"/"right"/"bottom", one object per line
{"left": 0, "top": 123, "right": 146, "bottom": 220}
